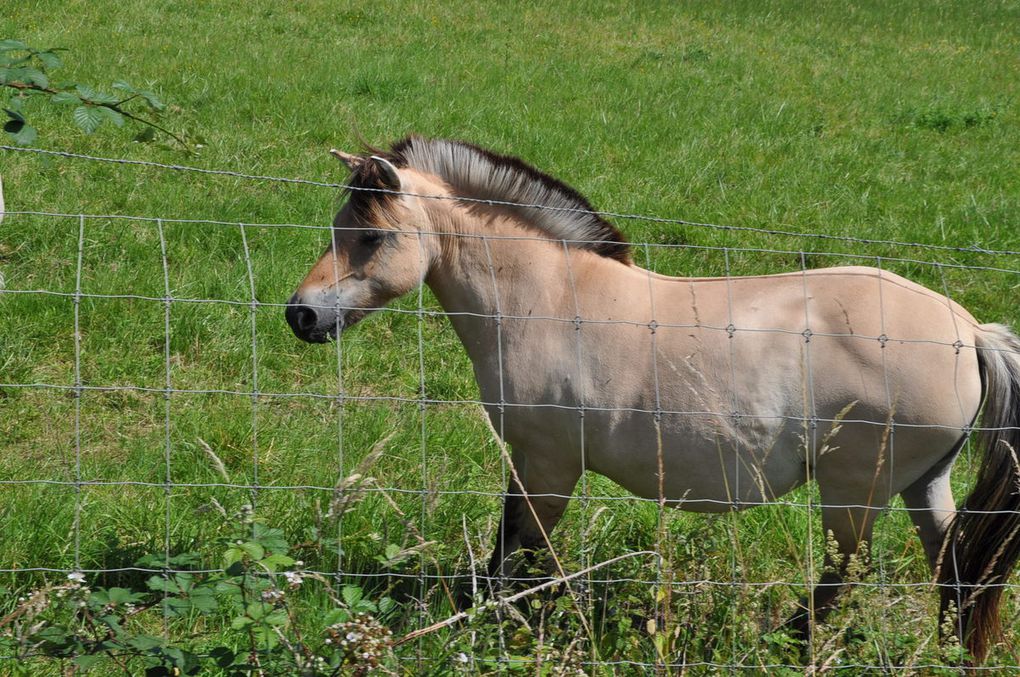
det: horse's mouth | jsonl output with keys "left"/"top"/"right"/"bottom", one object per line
{"left": 292, "top": 309, "right": 368, "bottom": 344}
{"left": 301, "top": 329, "right": 334, "bottom": 344}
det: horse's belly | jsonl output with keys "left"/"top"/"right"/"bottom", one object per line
{"left": 583, "top": 410, "right": 808, "bottom": 512}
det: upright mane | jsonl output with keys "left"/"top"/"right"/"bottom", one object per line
{"left": 348, "top": 136, "right": 631, "bottom": 264}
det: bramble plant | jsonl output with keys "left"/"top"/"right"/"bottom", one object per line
{"left": 0, "top": 39, "right": 187, "bottom": 148}
{"left": 0, "top": 508, "right": 402, "bottom": 676}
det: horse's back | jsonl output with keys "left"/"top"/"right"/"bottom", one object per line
{"left": 585, "top": 263, "right": 984, "bottom": 504}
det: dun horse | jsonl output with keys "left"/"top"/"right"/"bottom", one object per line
{"left": 287, "top": 136, "right": 1020, "bottom": 662}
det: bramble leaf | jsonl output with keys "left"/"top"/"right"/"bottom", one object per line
{"left": 139, "top": 89, "right": 165, "bottom": 111}
{"left": 36, "top": 50, "right": 62, "bottom": 70}
{"left": 73, "top": 105, "right": 104, "bottom": 134}
{"left": 50, "top": 91, "right": 80, "bottom": 105}
{"left": 99, "top": 106, "right": 124, "bottom": 127}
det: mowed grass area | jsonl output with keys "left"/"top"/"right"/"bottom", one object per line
{"left": 2, "top": 0, "right": 1020, "bottom": 672}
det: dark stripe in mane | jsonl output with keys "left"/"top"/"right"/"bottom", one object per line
{"left": 346, "top": 136, "right": 631, "bottom": 264}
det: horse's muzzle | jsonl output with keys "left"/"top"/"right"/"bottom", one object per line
{"left": 285, "top": 295, "right": 340, "bottom": 343}
{"left": 286, "top": 303, "right": 321, "bottom": 342}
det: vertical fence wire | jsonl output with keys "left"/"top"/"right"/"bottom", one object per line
{"left": 238, "top": 223, "right": 261, "bottom": 518}
{"left": 328, "top": 225, "right": 347, "bottom": 579}
{"left": 641, "top": 241, "right": 669, "bottom": 674}
{"left": 415, "top": 228, "right": 430, "bottom": 669}
{"left": 721, "top": 247, "right": 742, "bottom": 671}
{"left": 157, "top": 218, "right": 173, "bottom": 638}
{"left": 72, "top": 214, "right": 85, "bottom": 575}
{"left": 799, "top": 249, "right": 819, "bottom": 668}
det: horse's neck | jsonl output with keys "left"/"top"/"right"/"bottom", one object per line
{"left": 425, "top": 220, "right": 573, "bottom": 364}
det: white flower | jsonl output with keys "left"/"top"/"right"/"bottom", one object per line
{"left": 284, "top": 571, "right": 303, "bottom": 586}
{"left": 67, "top": 572, "right": 86, "bottom": 583}
{"left": 261, "top": 589, "right": 284, "bottom": 603}
{"left": 456, "top": 653, "right": 469, "bottom": 663}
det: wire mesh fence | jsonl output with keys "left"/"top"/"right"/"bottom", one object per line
{"left": 1, "top": 145, "right": 1019, "bottom": 673}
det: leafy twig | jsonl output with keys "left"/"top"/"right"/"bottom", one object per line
{"left": 1, "top": 39, "right": 187, "bottom": 148}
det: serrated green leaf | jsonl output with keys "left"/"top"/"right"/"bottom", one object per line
{"left": 238, "top": 541, "right": 264, "bottom": 561}
{"left": 74, "top": 84, "right": 98, "bottom": 100}
{"left": 134, "top": 126, "right": 157, "bottom": 143}
{"left": 260, "top": 553, "right": 294, "bottom": 572}
{"left": 253, "top": 625, "right": 280, "bottom": 648}
{"left": 341, "top": 585, "right": 363, "bottom": 607}
{"left": 99, "top": 106, "right": 124, "bottom": 127}
{"left": 73, "top": 655, "right": 106, "bottom": 669}
{"left": 0, "top": 40, "right": 29, "bottom": 52}
{"left": 36, "top": 51, "right": 62, "bottom": 70}
{"left": 112, "top": 80, "right": 136, "bottom": 93}
{"left": 75, "top": 86, "right": 119, "bottom": 104}
{"left": 34, "top": 625, "right": 69, "bottom": 644}
{"left": 264, "top": 610, "right": 289, "bottom": 627}
{"left": 245, "top": 601, "right": 271, "bottom": 620}
{"left": 107, "top": 586, "right": 145, "bottom": 604}
{"left": 252, "top": 523, "right": 288, "bottom": 552}
{"left": 323, "top": 608, "right": 351, "bottom": 625}
{"left": 139, "top": 90, "right": 165, "bottom": 111}
{"left": 147, "top": 575, "right": 181, "bottom": 593}
{"left": 51, "top": 91, "right": 80, "bottom": 105}
{"left": 1, "top": 68, "right": 22, "bottom": 84}
{"left": 16, "top": 67, "right": 48, "bottom": 88}
{"left": 73, "top": 105, "right": 104, "bottom": 134}
{"left": 223, "top": 546, "right": 245, "bottom": 569}
{"left": 127, "top": 635, "right": 165, "bottom": 651}
{"left": 98, "top": 614, "right": 124, "bottom": 635}
{"left": 230, "top": 615, "right": 254, "bottom": 630}
{"left": 162, "top": 597, "right": 193, "bottom": 618}
{"left": 188, "top": 589, "right": 218, "bottom": 613}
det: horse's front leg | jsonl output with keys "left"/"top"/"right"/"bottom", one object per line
{"left": 787, "top": 500, "right": 883, "bottom": 643}
{"left": 486, "top": 448, "right": 581, "bottom": 583}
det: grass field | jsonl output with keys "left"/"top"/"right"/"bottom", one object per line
{"left": 2, "top": 1, "right": 1020, "bottom": 673}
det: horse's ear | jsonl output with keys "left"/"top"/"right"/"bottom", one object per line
{"left": 369, "top": 155, "right": 402, "bottom": 191}
{"left": 329, "top": 148, "right": 365, "bottom": 171}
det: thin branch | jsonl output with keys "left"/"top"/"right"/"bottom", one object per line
{"left": 3, "top": 80, "right": 188, "bottom": 147}
{"left": 393, "top": 550, "right": 661, "bottom": 646}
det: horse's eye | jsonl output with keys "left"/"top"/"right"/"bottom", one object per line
{"left": 360, "top": 230, "right": 384, "bottom": 246}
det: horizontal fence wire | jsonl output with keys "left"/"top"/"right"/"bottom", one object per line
{"left": 5, "top": 143, "right": 1020, "bottom": 256}
{"left": 2, "top": 145, "right": 1020, "bottom": 671}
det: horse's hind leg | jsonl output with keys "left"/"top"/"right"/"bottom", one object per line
{"left": 486, "top": 448, "right": 581, "bottom": 582}
{"left": 899, "top": 445, "right": 958, "bottom": 571}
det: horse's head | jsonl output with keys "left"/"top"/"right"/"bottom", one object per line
{"left": 286, "top": 150, "right": 437, "bottom": 343}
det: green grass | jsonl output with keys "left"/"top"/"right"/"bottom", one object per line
{"left": 2, "top": 0, "right": 1020, "bottom": 672}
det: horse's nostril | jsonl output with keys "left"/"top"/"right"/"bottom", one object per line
{"left": 295, "top": 307, "right": 317, "bottom": 331}
{"left": 286, "top": 303, "right": 319, "bottom": 337}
